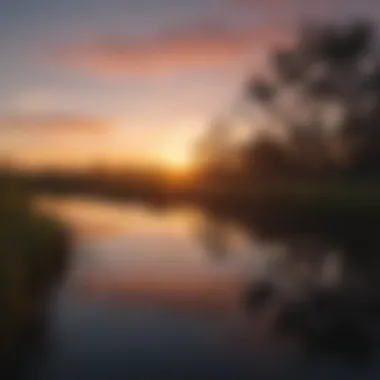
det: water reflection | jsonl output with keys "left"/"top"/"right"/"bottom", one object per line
{"left": 202, "top": 211, "right": 380, "bottom": 362}
{"left": 17, "top": 196, "right": 380, "bottom": 378}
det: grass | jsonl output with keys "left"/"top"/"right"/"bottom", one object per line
{"left": 0, "top": 180, "right": 69, "bottom": 358}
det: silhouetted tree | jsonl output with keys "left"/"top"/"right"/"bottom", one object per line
{"left": 199, "top": 20, "right": 380, "bottom": 182}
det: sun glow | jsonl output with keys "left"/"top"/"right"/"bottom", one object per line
{"left": 161, "top": 147, "right": 193, "bottom": 171}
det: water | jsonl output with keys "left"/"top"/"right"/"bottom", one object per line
{"left": 17, "top": 196, "right": 380, "bottom": 379}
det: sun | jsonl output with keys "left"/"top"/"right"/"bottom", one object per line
{"left": 161, "top": 148, "right": 192, "bottom": 171}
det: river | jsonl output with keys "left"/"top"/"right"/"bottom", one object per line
{"left": 17, "top": 195, "right": 380, "bottom": 379}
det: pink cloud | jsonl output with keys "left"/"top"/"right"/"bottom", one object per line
{"left": 50, "top": 24, "right": 293, "bottom": 78}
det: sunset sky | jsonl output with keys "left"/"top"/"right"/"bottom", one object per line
{"left": 0, "top": 0, "right": 378, "bottom": 169}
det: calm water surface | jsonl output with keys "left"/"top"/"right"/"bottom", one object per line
{"left": 19, "top": 196, "right": 380, "bottom": 379}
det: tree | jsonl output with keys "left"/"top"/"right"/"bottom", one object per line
{"left": 198, "top": 20, "right": 380, "bottom": 182}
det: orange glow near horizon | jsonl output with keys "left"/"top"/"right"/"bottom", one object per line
{"left": 2, "top": 144, "right": 196, "bottom": 173}
{"left": 0, "top": 116, "right": 202, "bottom": 173}
{"left": 160, "top": 148, "right": 193, "bottom": 172}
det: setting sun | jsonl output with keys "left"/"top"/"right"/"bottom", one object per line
{"left": 160, "top": 147, "right": 193, "bottom": 171}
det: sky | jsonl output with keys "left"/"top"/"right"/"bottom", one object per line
{"left": 0, "top": 0, "right": 379, "bottom": 169}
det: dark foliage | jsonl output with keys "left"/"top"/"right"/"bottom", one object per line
{"left": 197, "top": 20, "right": 380, "bottom": 183}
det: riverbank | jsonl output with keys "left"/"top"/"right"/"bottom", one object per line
{"left": 5, "top": 169, "right": 380, "bottom": 239}
{"left": 0, "top": 182, "right": 70, "bottom": 367}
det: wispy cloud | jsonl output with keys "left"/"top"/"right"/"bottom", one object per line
{"left": 0, "top": 114, "right": 110, "bottom": 135}
{"left": 50, "top": 24, "right": 293, "bottom": 78}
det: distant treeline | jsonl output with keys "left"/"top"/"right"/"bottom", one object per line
{"left": 0, "top": 166, "right": 175, "bottom": 202}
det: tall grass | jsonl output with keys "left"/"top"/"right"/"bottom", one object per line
{"left": 0, "top": 180, "right": 69, "bottom": 357}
